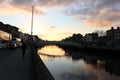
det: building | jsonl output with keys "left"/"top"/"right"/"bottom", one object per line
{"left": 0, "top": 22, "right": 19, "bottom": 39}
{"left": 0, "top": 30, "right": 12, "bottom": 43}
{"left": 106, "top": 27, "right": 120, "bottom": 48}
{"left": 84, "top": 33, "right": 98, "bottom": 46}
{"left": 5, "top": 24, "right": 19, "bottom": 38}
{"left": 98, "top": 36, "right": 107, "bottom": 47}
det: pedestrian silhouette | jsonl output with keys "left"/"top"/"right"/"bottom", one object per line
{"left": 21, "top": 39, "right": 26, "bottom": 58}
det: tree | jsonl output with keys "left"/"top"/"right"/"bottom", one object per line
{"left": 94, "top": 30, "right": 106, "bottom": 37}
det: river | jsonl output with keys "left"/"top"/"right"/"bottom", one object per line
{"left": 38, "top": 45, "right": 120, "bottom": 80}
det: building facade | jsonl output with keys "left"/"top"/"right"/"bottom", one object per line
{"left": 0, "top": 22, "right": 19, "bottom": 39}
{"left": 84, "top": 33, "right": 98, "bottom": 46}
{"left": 0, "top": 30, "right": 12, "bottom": 42}
{"left": 106, "top": 27, "right": 120, "bottom": 48}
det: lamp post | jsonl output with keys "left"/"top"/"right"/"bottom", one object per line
{"left": 31, "top": 5, "right": 34, "bottom": 42}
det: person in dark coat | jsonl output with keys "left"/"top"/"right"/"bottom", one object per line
{"left": 21, "top": 39, "right": 26, "bottom": 58}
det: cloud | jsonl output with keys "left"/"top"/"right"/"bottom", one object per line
{"left": 0, "top": 0, "right": 4, "bottom": 3}
{"left": 0, "top": 0, "right": 44, "bottom": 14}
{"left": 42, "top": 25, "right": 56, "bottom": 32}
{"left": 84, "top": 19, "right": 112, "bottom": 28}
{"left": 38, "top": 0, "right": 79, "bottom": 6}
{"left": 38, "top": 32, "right": 72, "bottom": 41}
{"left": 0, "top": 0, "right": 120, "bottom": 28}
{"left": 64, "top": 0, "right": 120, "bottom": 28}
{"left": 0, "top": 0, "right": 79, "bottom": 15}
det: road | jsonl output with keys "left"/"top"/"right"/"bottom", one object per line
{"left": 0, "top": 47, "right": 36, "bottom": 80}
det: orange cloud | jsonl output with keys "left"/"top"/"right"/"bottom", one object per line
{"left": 64, "top": 0, "right": 120, "bottom": 28}
{"left": 0, "top": 0, "right": 80, "bottom": 15}
{"left": 0, "top": 0, "right": 44, "bottom": 15}
{"left": 84, "top": 19, "right": 112, "bottom": 28}
{"left": 1, "top": 0, "right": 120, "bottom": 29}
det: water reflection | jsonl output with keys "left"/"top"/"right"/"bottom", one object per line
{"left": 38, "top": 45, "right": 120, "bottom": 80}
{"left": 38, "top": 45, "right": 65, "bottom": 56}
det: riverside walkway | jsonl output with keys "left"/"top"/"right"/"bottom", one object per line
{"left": 0, "top": 46, "right": 54, "bottom": 80}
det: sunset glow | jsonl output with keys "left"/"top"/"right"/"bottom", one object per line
{"left": 0, "top": 0, "right": 120, "bottom": 41}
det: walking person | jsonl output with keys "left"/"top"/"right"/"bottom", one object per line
{"left": 21, "top": 39, "right": 26, "bottom": 58}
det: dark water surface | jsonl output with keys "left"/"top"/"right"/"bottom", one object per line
{"left": 38, "top": 45, "right": 120, "bottom": 80}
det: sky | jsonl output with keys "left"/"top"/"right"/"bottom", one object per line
{"left": 0, "top": 0, "right": 120, "bottom": 41}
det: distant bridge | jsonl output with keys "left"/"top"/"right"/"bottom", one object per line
{"left": 35, "top": 40, "right": 83, "bottom": 49}
{"left": 38, "top": 52, "right": 68, "bottom": 58}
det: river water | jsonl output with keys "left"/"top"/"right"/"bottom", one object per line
{"left": 38, "top": 45, "right": 120, "bottom": 80}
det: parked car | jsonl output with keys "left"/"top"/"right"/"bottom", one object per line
{"left": 9, "top": 41, "right": 17, "bottom": 49}
{"left": 5, "top": 43, "right": 10, "bottom": 48}
{"left": 0, "top": 43, "right": 6, "bottom": 49}
{"left": 10, "top": 39, "right": 22, "bottom": 48}
{"left": 16, "top": 41, "right": 22, "bottom": 47}
{"left": 2, "top": 44, "right": 6, "bottom": 48}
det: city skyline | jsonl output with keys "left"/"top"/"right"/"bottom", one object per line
{"left": 0, "top": 0, "right": 120, "bottom": 41}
